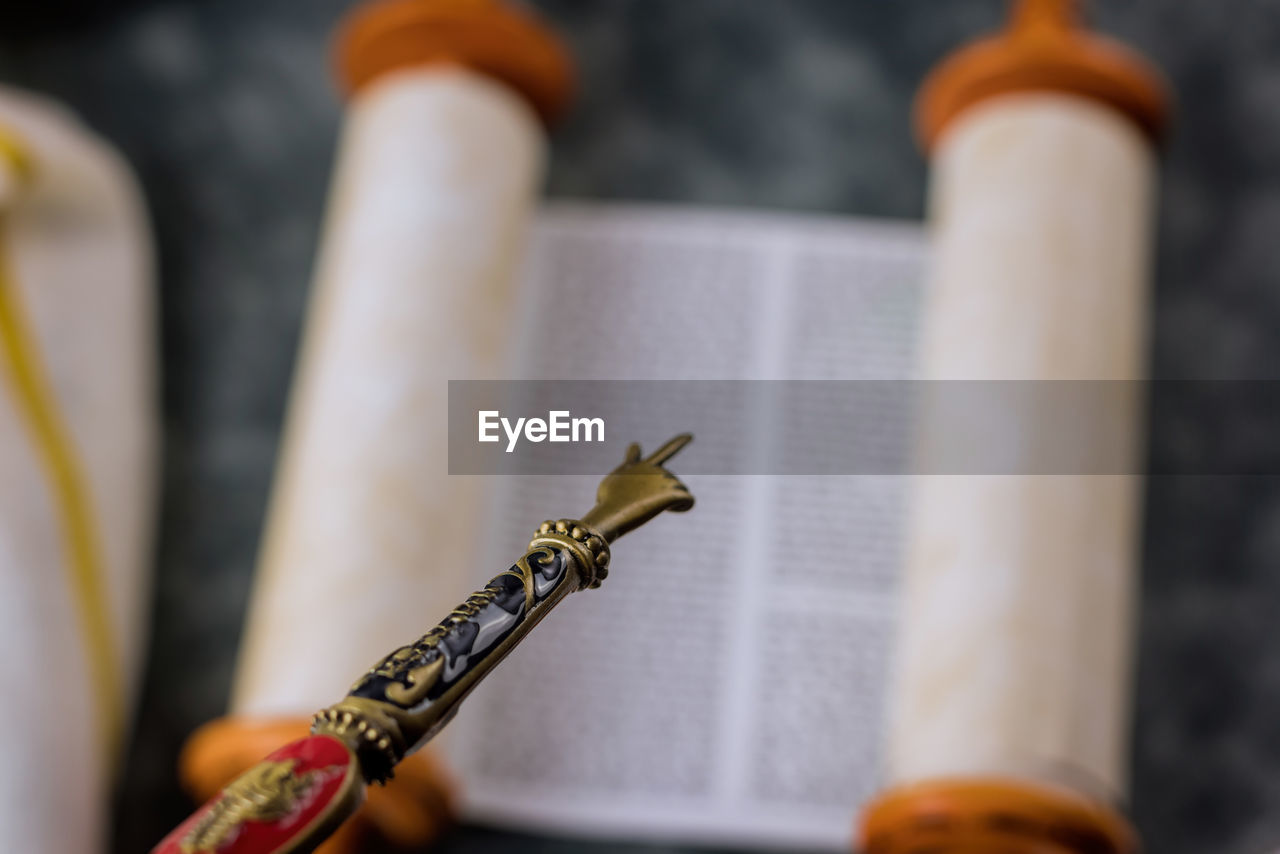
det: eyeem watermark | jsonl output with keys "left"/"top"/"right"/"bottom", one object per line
{"left": 478, "top": 410, "right": 605, "bottom": 453}
{"left": 449, "top": 380, "right": 1201, "bottom": 475}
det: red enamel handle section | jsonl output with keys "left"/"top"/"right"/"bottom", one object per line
{"left": 152, "top": 734, "right": 363, "bottom": 854}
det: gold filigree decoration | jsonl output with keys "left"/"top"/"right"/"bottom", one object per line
{"left": 529, "top": 520, "right": 610, "bottom": 587}
{"left": 180, "top": 759, "right": 319, "bottom": 853}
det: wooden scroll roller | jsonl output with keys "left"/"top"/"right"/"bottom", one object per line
{"left": 861, "top": 1, "right": 1169, "bottom": 852}
{"left": 178, "top": 1, "right": 571, "bottom": 852}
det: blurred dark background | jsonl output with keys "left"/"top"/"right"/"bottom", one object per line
{"left": 0, "top": 0, "right": 1274, "bottom": 852}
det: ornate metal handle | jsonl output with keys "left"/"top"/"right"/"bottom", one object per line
{"left": 312, "top": 522, "right": 608, "bottom": 781}
{"left": 312, "top": 434, "right": 695, "bottom": 783}
{"left": 153, "top": 434, "right": 694, "bottom": 854}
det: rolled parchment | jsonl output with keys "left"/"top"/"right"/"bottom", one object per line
{"left": 862, "top": 2, "right": 1167, "bottom": 853}
{"left": 0, "top": 87, "right": 157, "bottom": 853}
{"left": 179, "top": 1, "right": 571, "bottom": 850}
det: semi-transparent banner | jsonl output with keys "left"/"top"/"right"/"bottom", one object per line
{"left": 447, "top": 380, "right": 1270, "bottom": 475}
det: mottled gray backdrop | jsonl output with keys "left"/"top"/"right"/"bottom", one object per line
{"left": 0, "top": 1, "right": 1274, "bottom": 852}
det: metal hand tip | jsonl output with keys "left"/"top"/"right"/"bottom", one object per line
{"left": 644, "top": 433, "right": 693, "bottom": 466}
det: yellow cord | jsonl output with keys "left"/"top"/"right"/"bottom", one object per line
{"left": 0, "top": 140, "right": 121, "bottom": 760}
